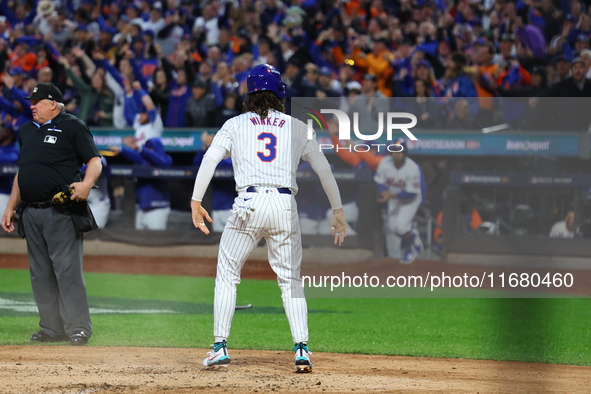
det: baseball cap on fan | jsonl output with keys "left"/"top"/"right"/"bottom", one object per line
{"left": 318, "top": 66, "right": 332, "bottom": 76}
{"left": 25, "top": 83, "right": 63, "bottom": 102}
{"left": 345, "top": 80, "right": 362, "bottom": 95}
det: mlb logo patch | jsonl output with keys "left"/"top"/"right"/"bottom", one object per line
{"left": 44, "top": 135, "right": 57, "bottom": 144}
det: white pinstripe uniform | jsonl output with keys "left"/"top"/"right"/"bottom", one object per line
{"left": 210, "top": 110, "right": 318, "bottom": 344}
{"left": 374, "top": 155, "right": 422, "bottom": 259}
{"left": 375, "top": 155, "right": 422, "bottom": 235}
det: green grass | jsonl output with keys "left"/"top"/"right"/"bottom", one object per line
{"left": 1, "top": 268, "right": 590, "bottom": 365}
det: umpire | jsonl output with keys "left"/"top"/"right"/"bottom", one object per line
{"left": 1, "top": 83, "right": 102, "bottom": 346}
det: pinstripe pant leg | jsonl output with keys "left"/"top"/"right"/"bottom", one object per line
{"left": 266, "top": 196, "right": 308, "bottom": 344}
{"left": 214, "top": 212, "right": 262, "bottom": 341}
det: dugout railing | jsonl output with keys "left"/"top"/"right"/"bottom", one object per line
{"left": 0, "top": 163, "right": 382, "bottom": 251}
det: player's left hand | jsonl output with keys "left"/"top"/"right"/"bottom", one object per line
{"left": 191, "top": 200, "right": 213, "bottom": 234}
{"left": 330, "top": 208, "right": 347, "bottom": 246}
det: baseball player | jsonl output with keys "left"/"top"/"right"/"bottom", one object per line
{"left": 110, "top": 82, "right": 172, "bottom": 230}
{"left": 374, "top": 138, "right": 425, "bottom": 264}
{"left": 191, "top": 64, "right": 347, "bottom": 372}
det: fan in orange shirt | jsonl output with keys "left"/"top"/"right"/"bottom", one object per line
{"left": 7, "top": 43, "right": 29, "bottom": 71}
{"left": 351, "top": 37, "right": 394, "bottom": 96}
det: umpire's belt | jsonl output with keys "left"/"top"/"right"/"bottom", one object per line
{"left": 27, "top": 200, "right": 54, "bottom": 209}
{"left": 246, "top": 186, "right": 292, "bottom": 195}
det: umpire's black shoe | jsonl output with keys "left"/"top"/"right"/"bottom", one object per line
{"left": 69, "top": 330, "right": 90, "bottom": 346}
{"left": 30, "top": 330, "right": 68, "bottom": 343}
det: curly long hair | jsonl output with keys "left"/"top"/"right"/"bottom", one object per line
{"left": 242, "top": 91, "right": 285, "bottom": 118}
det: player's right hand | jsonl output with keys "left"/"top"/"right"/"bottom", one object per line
{"left": 191, "top": 200, "right": 213, "bottom": 235}
{"left": 378, "top": 191, "right": 395, "bottom": 203}
{"left": 330, "top": 208, "right": 347, "bottom": 246}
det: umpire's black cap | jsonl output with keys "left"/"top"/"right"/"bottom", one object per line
{"left": 25, "top": 83, "right": 63, "bottom": 102}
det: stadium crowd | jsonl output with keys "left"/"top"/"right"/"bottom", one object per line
{"left": 1, "top": 0, "right": 590, "bottom": 242}
{"left": 0, "top": 0, "right": 591, "bottom": 134}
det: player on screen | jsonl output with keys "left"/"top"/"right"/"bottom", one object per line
{"left": 374, "top": 138, "right": 425, "bottom": 264}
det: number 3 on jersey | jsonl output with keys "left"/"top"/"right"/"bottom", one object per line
{"left": 257, "top": 132, "right": 277, "bottom": 162}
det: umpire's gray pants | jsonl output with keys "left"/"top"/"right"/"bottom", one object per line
{"left": 23, "top": 206, "right": 92, "bottom": 337}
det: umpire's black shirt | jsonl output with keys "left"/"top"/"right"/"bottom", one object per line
{"left": 18, "top": 111, "right": 99, "bottom": 202}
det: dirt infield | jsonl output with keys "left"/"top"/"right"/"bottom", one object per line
{"left": 1, "top": 346, "right": 591, "bottom": 393}
{"left": 2, "top": 253, "right": 591, "bottom": 393}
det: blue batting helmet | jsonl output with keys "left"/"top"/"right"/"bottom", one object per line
{"left": 392, "top": 137, "right": 407, "bottom": 154}
{"left": 247, "top": 64, "right": 287, "bottom": 100}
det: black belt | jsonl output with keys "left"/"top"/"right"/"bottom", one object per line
{"left": 27, "top": 200, "right": 54, "bottom": 209}
{"left": 246, "top": 186, "right": 291, "bottom": 195}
